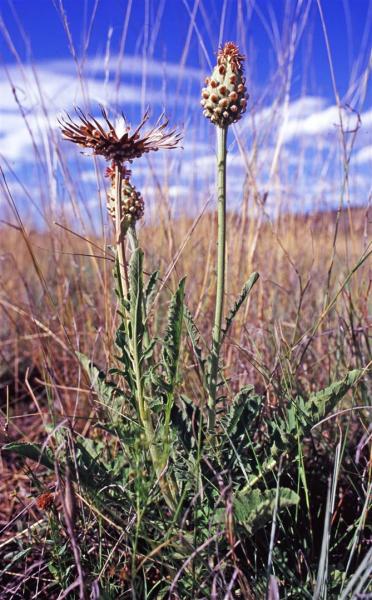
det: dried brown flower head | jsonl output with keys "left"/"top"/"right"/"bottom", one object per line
{"left": 201, "top": 41, "right": 248, "bottom": 127}
{"left": 59, "top": 107, "right": 182, "bottom": 164}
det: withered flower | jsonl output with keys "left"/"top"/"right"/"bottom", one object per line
{"left": 59, "top": 106, "right": 182, "bottom": 164}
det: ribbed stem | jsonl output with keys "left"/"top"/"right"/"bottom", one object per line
{"left": 208, "top": 126, "right": 228, "bottom": 434}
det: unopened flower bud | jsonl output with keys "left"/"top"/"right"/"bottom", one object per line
{"left": 107, "top": 176, "right": 144, "bottom": 234}
{"left": 201, "top": 42, "right": 248, "bottom": 127}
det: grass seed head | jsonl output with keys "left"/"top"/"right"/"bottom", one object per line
{"left": 201, "top": 42, "right": 248, "bottom": 127}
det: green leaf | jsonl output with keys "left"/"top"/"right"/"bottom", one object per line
{"left": 170, "top": 395, "right": 202, "bottom": 450}
{"left": 307, "top": 368, "right": 362, "bottom": 421}
{"left": 239, "top": 370, "right": 364, "bottom": 495}
{"left": 222, "top": 272, "right": 259, "bottom": 341}
{"left": 234, "top": 487, "right": 299, "bottom": 533}
{"left": 1, "top": 548, "right": 32, "bottom": 577}
{"left": 162, "top": 277, "right": 186, "bottom": 387}
{"left": 222, "top": 385, "right": 262, "bottom": 437}
{"left": 114, "top": 326, "right": 135, "bottom": 391}
{"left": 184, "top": 304, "right": 206, "bottom": 376}
{"left": 76, "top": 351, "right": 122, "bottom": 406}
{"left": 129, "top": 247, "right": 145, "bottom": 352}
{"left": 2, "top": 442, "right": 55, "bottom": 470}
{"left": 144, "top": 269, "right": 159, "bottom": 314}
{"left": 270, "top": 369, "right": 364, "bottom": 452}
{"left": 140, "top": 338, "right": 157, "bottom": 365}
{"left": 74, "top": 439, "right": 112, "bottom": 488}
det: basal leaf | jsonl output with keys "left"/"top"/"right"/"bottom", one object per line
{"left": 2, "top": 442, "right": 55, "bottom": 470}
{"left": 234, "top": 487, "right": 299, "bottom": 533}
{"left": 222, "top": 385, "right": 262, "bottom": 437}
{"left": 270, "top": 369, "right": 364, "bottom": 452}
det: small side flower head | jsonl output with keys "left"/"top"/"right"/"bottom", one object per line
{"left": 201, "top": 42, "right": 248, "bottom": 127}
{"left": 59, "top": 107, "right": 182, "bottom": 165}
{"left": 106, "top": 168, "right": 145, "bottom": 234}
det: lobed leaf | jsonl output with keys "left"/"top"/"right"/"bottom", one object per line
{"left": 222, "top": 272, "right": 259, "bottom": 341}
{"left": 162, "top": 277, "right": 186, "bottom": 387}
{"left": 129, "top": 247, "right": 145, "bottom": 352}
{"left": 234, "top": 487, "right": 299, "bottom": 533}
{"left": 76, "top": 351, "right": 123, "bottom": 405}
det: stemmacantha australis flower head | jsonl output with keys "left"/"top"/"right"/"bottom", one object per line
{"left": 201, "top": 42, "right": 248, "bottom": 127}
{"left": 59, "top": 107, "right": 182, "bottom": 165}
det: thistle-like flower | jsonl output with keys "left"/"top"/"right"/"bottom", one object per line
{"left": 106, "top": 171, "right": 145, "bottom": 233}
{"left": 201, "top": 42, "right": 248, "bottom": 127}
{"left": 59, "top": 106, "right": 182, "bottom": 164}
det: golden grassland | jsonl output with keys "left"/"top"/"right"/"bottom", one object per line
{"left": 1, "top": 204, "right": 369, "bottom": 407}
{"left": 0, "top": 202, "right": 370, "bottom": 579}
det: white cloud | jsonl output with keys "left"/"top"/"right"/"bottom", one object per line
{"left": 0, "top": 55, "right": 198, "bottom": 165}
{"left": 354, "top": 145, "right": 372, "bottom": 165}
{"left": 0, "top": 49, "right": 371, "bottom": 223}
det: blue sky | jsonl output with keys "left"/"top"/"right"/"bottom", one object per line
{"left": 2, "top": 0, "right": 371, "bottom": 100}
{"left": 0, "top": 0, "right": 371, "bottom": 225}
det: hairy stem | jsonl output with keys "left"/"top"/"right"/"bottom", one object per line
{"left": 208, "top": 125, "right": 228, "bottom": 433}
{"left": 114, "top": 165, "right": 129, "bottom": 298}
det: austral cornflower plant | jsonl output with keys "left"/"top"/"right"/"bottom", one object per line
{"left": 201, "top": 43, "right": 252, "bottom": 436}
{"left": 59, "top": 106, "right": 182, "bottom": 512}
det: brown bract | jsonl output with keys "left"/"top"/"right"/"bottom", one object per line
{"left": 59, "top": 106, "right": 182, "bottom": 164}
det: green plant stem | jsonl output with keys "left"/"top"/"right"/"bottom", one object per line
{"left": 208, "top": 125, "right": 228, "bottom": 434}
{"left": 114, "top": 166, "right": 129, "bottom": 298}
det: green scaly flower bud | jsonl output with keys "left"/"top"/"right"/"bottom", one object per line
{"left": 201, "top": 42, "right": 248, "bottom": 127}
{"left": 107, "top": 175, "right": 144, "bottom": 234}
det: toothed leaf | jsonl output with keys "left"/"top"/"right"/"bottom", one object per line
{"left": 222, "top": 272, "right": 259, "bottom": 341}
